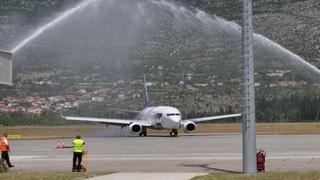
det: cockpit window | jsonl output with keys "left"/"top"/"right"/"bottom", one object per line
{"left": 156, "top": 113, "right": 162, "bottom": 118}
{"left": 167, "top": 113, "right": 181, "bottom": 116}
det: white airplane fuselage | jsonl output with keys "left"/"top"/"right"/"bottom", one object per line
{"left": 138, "top": 106, "right": 182, "bottom": 130}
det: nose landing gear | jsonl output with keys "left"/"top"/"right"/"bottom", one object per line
{"left": 170, "top": 129, "right": 178, "bottom": 137}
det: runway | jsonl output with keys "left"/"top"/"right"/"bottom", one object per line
{"left": 8, "top": 134, "right": 320, "bottom": 172}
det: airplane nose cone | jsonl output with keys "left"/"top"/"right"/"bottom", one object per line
{"left": 161, "top": 117, "right": 181, "bottom": 129}
{"left": 170, "top": 117, "right": 181, "bottom": 128}
{"left": 171, "top": 116, "right": 181, "bottom": 123}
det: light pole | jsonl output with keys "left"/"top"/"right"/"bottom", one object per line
{"left": 241, "top": 0, "right": 257, "bottom": 174}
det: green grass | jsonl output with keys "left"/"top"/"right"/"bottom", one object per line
{"left": 0, "top": 172, "right": 110, "bottom": 180}
{"left": 192, "top": 172, "right": 320, "bottom": 180}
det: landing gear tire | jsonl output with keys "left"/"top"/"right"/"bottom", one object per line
{"left": 139, "top": 128, "right": 147, "bottom": 137}
{"left": 170, "top": 129, "right": 178, "bottom": 137}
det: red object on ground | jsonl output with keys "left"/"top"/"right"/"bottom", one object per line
{"left": 56, "top": 143, "right": 72, "bottom": 149}
{"left": 257, "top": 149, "right": 266, "bottom": 172}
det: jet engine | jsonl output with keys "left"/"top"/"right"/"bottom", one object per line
{"left": 182, "top": 121, "right": 196, "bottom": 133}
{"left": 129, "top": 123, "right": 142, "bottom": 134}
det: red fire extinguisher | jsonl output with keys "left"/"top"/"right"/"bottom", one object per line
{"left": 256, "top": 149, "right": 266, "bottom": 172}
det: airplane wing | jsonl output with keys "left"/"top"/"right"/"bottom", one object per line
{"left": 109, "top": 108, "right": 141, "bottom": 113}
{"left": 61, "top": 113, "right": 151, "bottom": 127}
{"left": 184, "top": 113, "right": 242, "bottom": 123}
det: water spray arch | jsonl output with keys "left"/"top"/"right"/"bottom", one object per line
{"left": 9, "top": 0, "right": 320, "bottom": 80}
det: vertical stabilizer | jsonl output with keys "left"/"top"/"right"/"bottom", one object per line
{"left": 143, "top": 74, "right": 152, "bottom": 108}
{"left": 0, "top": 50, "right": 13, "bottom": 85}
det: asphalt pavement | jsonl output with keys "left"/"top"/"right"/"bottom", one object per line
{"left": 7, "top": 134, "right": 320, "bottom": 173}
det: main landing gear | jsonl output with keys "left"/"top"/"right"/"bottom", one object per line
{"left": 139, "top": 127, "right": 147, "bottom": 137}
{"left": 170, "top": 129, "right": 178, "bottom": 137}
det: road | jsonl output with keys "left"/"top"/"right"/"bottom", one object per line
{"left": 8, "top": 134, "right": 320, "bottom": 172}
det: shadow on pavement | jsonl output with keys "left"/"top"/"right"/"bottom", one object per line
{"left": 183, "top": 164, "right": 241, "bottom": 174}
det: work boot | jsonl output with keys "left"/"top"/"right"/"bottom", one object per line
{"left": 75, "top": 165, "right": 80, "bottom": 172}
{"left": 8, "top": 165, "right": 14, "bottom": 168}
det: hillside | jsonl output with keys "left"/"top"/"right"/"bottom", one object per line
{"left": 0, "top": 0, "right": 319, "bottom": 125}
{"left": 177, "top": 0, "right": 320, "bottom": 68}
{"left": 0, "top": 0, "right": 318, "bottom": 70}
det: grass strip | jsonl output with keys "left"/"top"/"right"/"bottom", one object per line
{"left": 192, "top": 171, "right": 320, "bottom": 180}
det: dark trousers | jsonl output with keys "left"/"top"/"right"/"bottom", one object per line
{"left": 73, "top": 152, "right": 83, "bottom": 171}
{"left": 1, "top": 151, "right": 13, "bottom": 167}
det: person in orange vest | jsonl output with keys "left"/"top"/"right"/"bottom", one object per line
{"left": 0, "top": 133, "right": 14, "bottom": 168}
{"left": 72, "top": 135, "right": 85, "bottom": 172}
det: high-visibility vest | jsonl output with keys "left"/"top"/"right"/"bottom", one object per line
{"left": 73, "top": 139, "right": 84, "bottom": 153}
{"left": 0, "top": 137, "right": 8, "bottom": 152}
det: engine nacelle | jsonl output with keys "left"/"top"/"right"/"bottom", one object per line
{"left": 129, "top": 123, "right": 142, "bottom": 134}
{"left": 182, "top": 121, "right": 196, "bottom": 133}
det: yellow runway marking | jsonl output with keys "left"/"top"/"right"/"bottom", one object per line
{"left": 8, "top": 134, "right": 22, "bottom": 139}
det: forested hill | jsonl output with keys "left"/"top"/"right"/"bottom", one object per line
{"left": 175, "top": 0, "right": 320, "bottom": 69}
{"left": 0, "top": 0, "right": 319, "bottom": 125}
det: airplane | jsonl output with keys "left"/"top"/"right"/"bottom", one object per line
{"left": 61, "top": 75, "right": 241, "bottom": 137}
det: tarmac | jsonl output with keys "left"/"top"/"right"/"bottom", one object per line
{"left": 88, "top": 173, "right": 208, "bottom": 180}
{"left": 7, "top": 133, "right": 320, "bottom": 174}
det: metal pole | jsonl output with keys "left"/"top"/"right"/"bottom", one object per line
{"left": 241, "top": 0, "right": 256, "bottom": 174}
